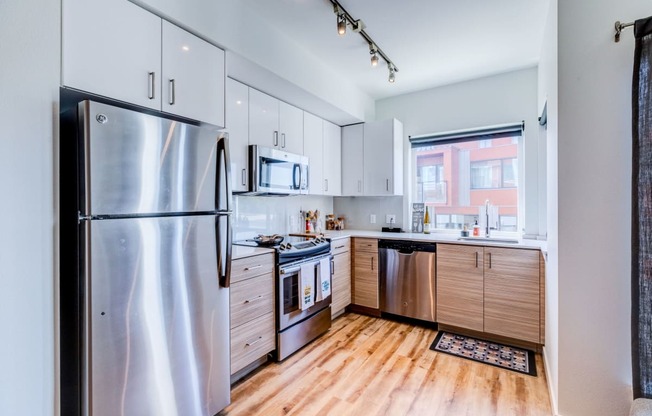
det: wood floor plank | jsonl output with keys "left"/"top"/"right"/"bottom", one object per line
{"left": 220, "top": 313, "right": 552, "bottom": 416}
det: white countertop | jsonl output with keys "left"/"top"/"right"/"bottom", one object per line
{"left": 232, "top": 245, "right": 275, "bottom": 260}
{"left": 321, "top": 229, "right": 547, "bottom": 252}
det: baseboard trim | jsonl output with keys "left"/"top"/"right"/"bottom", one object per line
{"left": 542, "top": 348, "right": 559, "bottom": 415}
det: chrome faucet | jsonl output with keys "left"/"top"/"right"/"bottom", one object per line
{"left": 485, "top": 199, "right": 491, "bottom": 238}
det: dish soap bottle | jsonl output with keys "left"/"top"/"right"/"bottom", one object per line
{"left": 472, "top": 218, "right": 480, "bottom": 237}
{"left": 423, "top": 206, "right": 431, "bottom": 234}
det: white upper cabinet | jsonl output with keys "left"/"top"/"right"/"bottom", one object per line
{"left": 63, "top": 0, "right": 162, "bottom": 110}
{"left": 161, "top": 21, "right": 225, "bottom": 127}
{"left": 342, "top": 119, "right": 403, "bottom": 196}
{"left": 303, "top": 112, "right": 324, "bottom": 195}
{"left": 225, "top": 78, "right": 249, "bottom": 193}
{"left": 341, "top": 124, "right": 364, "bottom": 196}
{"left": 279, "top": 102, "right": 304, "bottom": 154}
{"left": 249, "top": 89, "right": 303, "bottom": 154}
{"left": 363, "top": 119, "right": 403, "bottom": 196}
{"left": 249, "top": 89, "right": 280, "bottom": 149}
{"left": 62, "top": 0, "right": 225, "bottom": 126}
{"left": 322, "top": 120, "right": 342, "bottom": 196}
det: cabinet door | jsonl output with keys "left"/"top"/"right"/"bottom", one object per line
{"left": 323, "top": 121, "right": 342, "bottom": 196}
{"left": 279, "top": 102, "right": 304, "bottom": 154}
{"left": 353, "top": 239, "right": 379, "bottom": 309}
{"left": 436, "top": 244, "right": 484, "bottom": 332}
{"left": 161, "top": 21, "right": 225, "bottom": 126}
{"left": 62, "top": 0, "right": 161, "bottom": 110}
{"left": 484, "top": 247, "right": 540, "bottom": 343}
{"left": 226, "top": 78, "right": 249, "bottom": 192}
{"left": 303, "top": 112, "right": 323, "bottom": 195}
{"left": 331, "top": 250, "right": 351, "bottom": 317}
{"left": 364, "top": 120, "right": 394, "bottom": 195}
{"left": 342, "top": 124, "right": 364, "bottom": 196}
{"left": 249, "top": 89, "right": 279, "bottom": 148}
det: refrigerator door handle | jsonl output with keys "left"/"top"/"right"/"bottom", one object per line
{"left": 216, "top": 133, "right": 233, "bottom": 212}
{"left": 217, "top": 213, "right": 232, "bottom": 288}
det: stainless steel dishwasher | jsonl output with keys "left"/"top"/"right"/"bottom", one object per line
{"left": 378, "top": 240, "right": 437, "bottom": 322}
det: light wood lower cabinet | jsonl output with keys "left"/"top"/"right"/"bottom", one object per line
{"left": 436, "top": 243, "right": 543, "bottom": 344}
{"left": 436, "top": 244, "right": 484, "bottom": 332}
{"left": 483, "top": 247, "right": 540, "bottom": 343}
{"left": 352, "top": 238, "right": 379, "bottom": 309}
{"left": 230, "top": 253, "right": 275, "bottom": 375}
{"left": 331, "top": 238, "right": 351, "bottom": 318}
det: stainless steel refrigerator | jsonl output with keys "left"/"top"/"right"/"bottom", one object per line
{"left": 60, "top": 100, "right": 232, "bottom": 416}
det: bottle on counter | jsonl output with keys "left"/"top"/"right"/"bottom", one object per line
{"left": 472, "top": 218, "right": 480, "bottom": 237}
{"left": 423, "top": 206, "right": 431, "bottom": 234}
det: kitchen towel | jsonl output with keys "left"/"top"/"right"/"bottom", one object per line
{"left": 318, "top": 257, "right": 331, "bottom": 301}
{"left": 299, "top": 263, "right": 315, "bottom": 310}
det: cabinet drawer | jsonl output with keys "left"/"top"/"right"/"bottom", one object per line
{"left": 231, "top": 253, "right": 274, "bottom": 284}
{"left": 230, "top": 312, "right": 275, "bottom": 375}
{"left": 230, "top": 273, "right": 274, "bottom": 329}
{"left": 331, "top": 238, "right": 351, "bottom": 255}
{"left": 353, "top": 238, "right": 377, "bottom": 253}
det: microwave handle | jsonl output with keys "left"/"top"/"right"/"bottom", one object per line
{"left": 292, "top": 163, "right": 301, "bottom": 190}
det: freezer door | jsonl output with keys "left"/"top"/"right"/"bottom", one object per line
{"left": 84, "top": 215, "right": 230, "bottom": 416}
{"left": 80, "top": 100, "right": 222, "bottom": 216}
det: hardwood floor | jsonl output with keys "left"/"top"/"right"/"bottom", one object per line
{"left": 220, "top": 313, "right": 552, "bottom": 416}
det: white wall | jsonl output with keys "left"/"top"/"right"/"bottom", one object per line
{"left": 375, "top": 67, "right": 542, "bottom": 237}
{"left": 538, "top": 0, "right": 559, "bottom": 413}
{"left": 556, "top": 0, "right": 643, "bottom": 414}
{"left": 0, "top": 0, "right": 60, "bottom": 415}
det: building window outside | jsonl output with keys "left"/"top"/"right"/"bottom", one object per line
{"left": 411, "top": 129, "right": 521, "bottom": 233}
{"left": 470, "top": 158, "right": 518, "bottom": 189}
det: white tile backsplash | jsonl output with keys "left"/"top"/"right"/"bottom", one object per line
{"left": 233, "top": 195, "right": 334, "bottom": 240}
{"left": 333, "top": 196, "right": 405, "bottom": 231}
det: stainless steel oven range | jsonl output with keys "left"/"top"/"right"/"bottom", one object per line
{"left": 234, "top": 236, "right": 332, "bottom": 360}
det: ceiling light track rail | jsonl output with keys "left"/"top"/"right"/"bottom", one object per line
{"left": 329, "top": 0, "right": 399, "bottom": 82}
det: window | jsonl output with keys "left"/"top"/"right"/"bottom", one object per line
{"left": 470, "top": 158, "right": 518, "bottom": 189}
{"left": 410, "top": 123, "right": 522, "bottom": 233}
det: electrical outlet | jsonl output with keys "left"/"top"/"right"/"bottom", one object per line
{"left": 386, "top": 214, "right": 396, "bottom": 224}
{"left": 370, "top": 214, "right": 376, "bottom": 224}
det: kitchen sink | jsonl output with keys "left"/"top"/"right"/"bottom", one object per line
{"left": 457, "top": 237, "right": 520, "bottom": 244}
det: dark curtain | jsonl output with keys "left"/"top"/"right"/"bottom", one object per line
{"left": 632, "top": 16, "right": 652, "bottom": 400}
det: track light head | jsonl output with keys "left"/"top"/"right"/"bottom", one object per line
{"left": 369, "top": 44, "right": 379, "bottom": 67}
{"left": 388, "top": 65, "right": 396, "bottom": 83}
{"left": 337, "top": 13, "right": 346, "bottom": 36}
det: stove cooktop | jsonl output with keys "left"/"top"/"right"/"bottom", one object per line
{"left": 233, "top": 235, "right": 331, "bottom": 264}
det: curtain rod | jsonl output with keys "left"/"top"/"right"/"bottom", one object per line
{"left": 615, "top": 20, "right": 635, "bottom": 43}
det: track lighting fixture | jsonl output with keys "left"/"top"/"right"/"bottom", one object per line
{"left": 329, "top": 0, "right": 398, "bottom": 84}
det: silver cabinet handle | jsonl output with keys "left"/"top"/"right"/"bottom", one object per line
{"left": 148, "top": 72, "right": 155, "bottom": 99}
{"left": 324, "top": 179, "right": 328, "bottom": 192}
{"left": 334, "top": 245, "right": 345, "bottom": 250}
{"left": 273, "top": 131, "right": 279, "bottom": 147}
{"left": 281, "top": 133, "right": 286, "bottom": 148}
{"left": 386, "top": 179, "right": 390, "bottom": 191}
{"left": 358, "top": 180, "right": 362, "bottom": 193}
{"left": 244, "top": 265, "right": 262, "bottom": 271}
{"left": 245, "top": 336, "right": 263, "bottom": 347}
{"left": 244, "top": 295, "right": 264, "bottom": 304}
{"left": 241, "top": 169, "right": 246, "bottom": 186}
{"left": 168, "top": 79, "right": 175, "bottom": 105}
{"left": 331, "top": 259, "right": 335, "bottom": 275}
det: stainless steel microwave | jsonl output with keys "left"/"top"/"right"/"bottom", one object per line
{"left": 245, "top": 145, "right": 309, "bottom": 195}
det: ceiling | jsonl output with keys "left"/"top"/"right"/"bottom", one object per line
{"left": 243, "top": 0, "right": 550, "bottom": 101}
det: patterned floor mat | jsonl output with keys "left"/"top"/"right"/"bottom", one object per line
{"left": 429, "top": 331, "right": 537, "bottom": 376}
